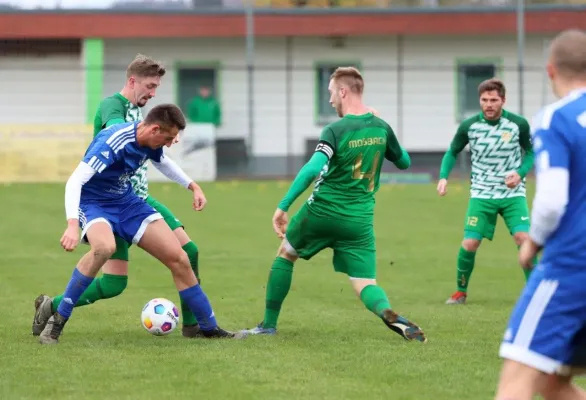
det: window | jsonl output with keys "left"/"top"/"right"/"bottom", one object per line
{"left": 456, "top": 60, "right": 500, "bottom": 121}
{"left": 175, "top": 64, "right": 219, "bottom": 122}
{"left": 315, "top": 62, "right": 360, "bottom": 124}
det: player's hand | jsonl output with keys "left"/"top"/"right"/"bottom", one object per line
{"left": 437, "top": 179, "right": 448, "bottom": 196}
{"left": 189, "top": 182, "right": 207, "bottom": 211}
{"left": 60, "top": 221, "right": 79, "bottom": 252}
{"left": 505, "top": 172, "right": 522, "bottom": 188}
{"left": 272, "top": 208, "right": 288, "bottom": 239}
{"left": 519, "top": 238, "right": 540, "bottom": 270}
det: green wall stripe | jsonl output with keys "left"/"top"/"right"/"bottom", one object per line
{"left": 84, "top": 38, "right": 104, "bottom": 124}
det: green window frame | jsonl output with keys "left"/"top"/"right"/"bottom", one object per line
{"left": 314, "top": 61, "right": 361, "bottom": 124}
{"left": 455, "top": 57, "right": 503, "bottom": 122}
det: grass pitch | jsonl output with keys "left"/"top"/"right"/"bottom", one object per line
{"left": 0, "top": 180, "right": 579, "bottom": 399}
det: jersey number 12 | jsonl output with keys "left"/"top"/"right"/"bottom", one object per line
{"left": 352, "top": 151, "right": 381, "bottom": 192}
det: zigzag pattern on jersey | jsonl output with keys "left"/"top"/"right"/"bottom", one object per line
{"left": 126, "top": 105, "right": 149, "bottom": 199}
{"left": 130, "top": 164, "right": 149, "bottom": 199}
{"left": 468, "top": 120, "right": 526, "bottom": 199}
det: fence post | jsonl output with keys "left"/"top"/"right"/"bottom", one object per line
{"left": 245, "top": 2, "right": 255, "bottom": 158}
{"left": 286, "top": 36, "right": 294, "bottom": 178}
{"left": 516, "top": 0, "right": 525, "bottom": 116}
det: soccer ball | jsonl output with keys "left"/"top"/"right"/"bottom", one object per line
{"left": 141, "top": 298, "right": 180, "bottom": 336}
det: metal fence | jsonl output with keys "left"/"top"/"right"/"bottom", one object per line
{"left": 0, "top": 0, "right": 564, "bottom": 180}
{"left": 0, "top": 62, "right": 552, "bottom": 180}
{"left": 1, "top": 0, "right": 584, "bottom": 10}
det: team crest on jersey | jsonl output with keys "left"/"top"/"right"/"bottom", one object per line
{"left": 118, "top": 171, "right": 133, "bottom": 187}
{"left": 500, "top": 131, "right": 512, "bottom": 143}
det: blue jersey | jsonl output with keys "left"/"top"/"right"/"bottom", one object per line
{"left": 499, "top": 89, "right": 586, "bottom": 375}
{"left": 532, "top": 89, "right": 586, "bottom": 269}
{"left": 81, "top": 122, "right": 163, "bottom": 202}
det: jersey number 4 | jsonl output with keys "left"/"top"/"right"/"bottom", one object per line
{"left": 352, "top": 151, "right": 381, "bottom": 192}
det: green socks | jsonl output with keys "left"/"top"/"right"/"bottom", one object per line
{"left": 262, "top": 257, "right": 294, "bottom": 329}
{"left": 50, "top": 242, "right": 204, "bottom": 328}
{"left": 260, "top": 261, "right": 393, "bottom": 328}
{"left": 453, "top": 243, "right": 533, "bottom": 294}
{"left": 181, "top": 241, "right": 200, "bottom": 326}
{"left": 457, "top": 247, "right": 476, "bottom": 292}
{"left": 360, "top": 285, "right": 392, "bottom": 317}
{"left": 51, "top": 273, "right": 128, "bottom": 313}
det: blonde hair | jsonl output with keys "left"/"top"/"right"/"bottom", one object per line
{"left": 330, "top": 66, "right": 364, "bottom": 94}
{"left": 126, "top": 53, "right": 166, "bottom": 79}
{"left": 550, "top": 29, "right": 586, "bottom": 79}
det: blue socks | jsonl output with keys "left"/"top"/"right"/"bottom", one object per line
{"left": 56, "top": 268, "right": 94, "bottom": 319}
{"left": 179, "top": 284, "right": 217, "bottom": 331}
{"left": 55, "top": 270, "right": 218, "bottom": 333}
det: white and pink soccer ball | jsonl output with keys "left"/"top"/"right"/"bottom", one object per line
{"left": 141, "top": 298, "right": 180, "bottom": 336}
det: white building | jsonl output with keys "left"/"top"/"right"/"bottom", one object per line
{"left": 2, "top": 34, "right": 555, "bottom": 156}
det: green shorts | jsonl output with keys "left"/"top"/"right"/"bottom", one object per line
{"left": 463, "top": 197, "right": 530, "bottom": 241}
{"left": 285, "top": 204, "right": 376, "bottom": 279}
{"left": 110, "top": 195, "right": 184, "bottom": 261}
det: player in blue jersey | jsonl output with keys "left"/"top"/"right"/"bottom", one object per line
{"left": 495, "top": 30, "right": 586, "bottom": 400}
{"left": 38, "top": 104, "right": 236, "bottom": 344}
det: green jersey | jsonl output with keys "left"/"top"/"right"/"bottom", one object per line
{"left": 306, "top": 113, "right": 403, "bottom": 222}
{"left": 94, "top": 93, "right": 148, "bottom": 199}
{"left": 447, "top": 110, "right": 533, "bottom": 199}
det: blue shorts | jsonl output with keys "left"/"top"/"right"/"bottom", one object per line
{"left": 499, "top": 263, "right": 586, "bottom": 376}
{"left": 79, "top": 195, "right": 163, "bottom": 245}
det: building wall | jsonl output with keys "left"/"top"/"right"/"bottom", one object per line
{"left": 103, "top": 34, "right": 554, "bottom": 155}
{"left": 1, "top": 55, "right": 85, "bottom": 124}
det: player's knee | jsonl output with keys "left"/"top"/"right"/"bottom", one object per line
{"left": 539, "top": 375, "right": 572, "bottom": 400}
{"left": 277, "top": 240, "right": 298, "bottom": 262}
{"left": 91, "top": 241, "right": 116, "bottom": 262}
{"left": 513, "top": 232, "right": 529, "bottom": 246}
{"left": 278, "top": 249, "right": 297, "bottom": 263}
{"left": 461, "top": 239, "right": 481, "bottom": 252}
{"left": 167, "top": 250, "right": 191, "bottom": 274}
{"left": 351, "top": 278, "right": 377, "bottom": 297}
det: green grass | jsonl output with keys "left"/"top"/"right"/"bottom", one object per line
{"left": 0, "top": 180, "right": 579, "bottom": 399}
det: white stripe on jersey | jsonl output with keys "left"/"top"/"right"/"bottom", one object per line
{"left": 109, "top": 132, "right": 135, "bottom": 151}
{"left": 78, "top": 208, "right": 87, "bottom": 228}
{"left": 112, "top": 137, "right": 136, "bottom": 154}
{"left": 512, "top": 279, "right": 558, "bottom": 349}
{"left": 87, "top": 156, "right": 106, "bottom": 173}
{"left": 105, "top": 124, "right": 135, "bottom": 146}
{"left": 88, "top": 156, "right": 99, "bottom": 169}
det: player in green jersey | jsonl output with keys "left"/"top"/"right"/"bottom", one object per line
{"left": 438, "top": 78, "right": 537, "bottom": 305}
{"left": 239, "top": 67, "right": 427, "bottom": 342}
{"left": 32, "top": 54, "right": 209, "bottom": 338}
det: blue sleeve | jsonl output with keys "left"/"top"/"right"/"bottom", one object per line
{"left": 82, "top": 137, "right": 117, "bottom": 174}
{"left": 532, "top": 112, "right": 571, "bottom": 174}
{"left": 149, "top": 148, "right": 164, "bottom": 163}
